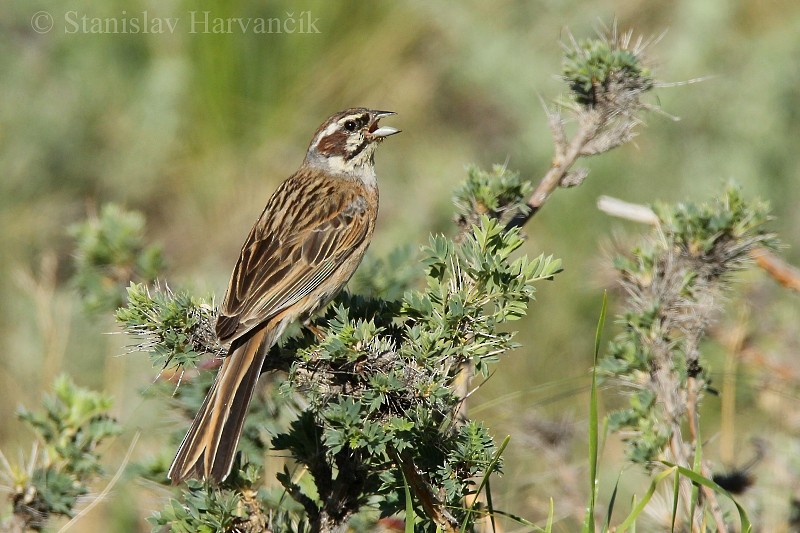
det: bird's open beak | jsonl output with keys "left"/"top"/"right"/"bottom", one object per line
{"left": 367, "top": 110, "right": 400, "bottom": 139}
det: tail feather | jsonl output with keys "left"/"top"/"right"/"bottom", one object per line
{"left": 168, "top": 326, "right": 274, "bottom": 484}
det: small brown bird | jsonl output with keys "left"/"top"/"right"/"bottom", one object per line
{"left": 168, "top": 108, "right": 399, "bottom": 483}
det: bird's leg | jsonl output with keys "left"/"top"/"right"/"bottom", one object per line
{"left": 304, "top": 322, "right": 327, "bottom": 342}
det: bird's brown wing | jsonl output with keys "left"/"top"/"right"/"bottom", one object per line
{"left": 216, "top": 174, "right": 373, "bottom": 344}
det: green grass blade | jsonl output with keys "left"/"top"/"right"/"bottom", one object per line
{"left": 583, "top": 291, "right": 607, "bottom": 533}
{"left": 617, "top": 466, "right": 678, "bottom": 532}
{"left": 402, "top": 468, "right": 415, "bottom": 533}
{"left": 605, "top": 471, "right": 621, "bottom": 531}
{"left": 485, "top": 476, "right": 497, "bottom": 532}
{"left": 484, "top": 509, "right": 550, "bottom": 532}
{"left": 671, "top": 467, "right": 680, "bottom": 532}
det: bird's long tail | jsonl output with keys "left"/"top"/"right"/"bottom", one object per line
{"left": 168, "top": 325, "right": 275, "bottom": 483}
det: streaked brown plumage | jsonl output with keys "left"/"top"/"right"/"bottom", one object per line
{"left": 168, "top": 108, "right": 399, "bottom": 483}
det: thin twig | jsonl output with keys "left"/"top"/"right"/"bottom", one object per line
{"left": 596, "top": 195, "right": 659, "bottom": 225}
{"left": 751, "top": 248, "right": 800, "bottom": 293}
{"left": 700, "top": 469, "right": 729, "bottom": 533}
{"left": 506, "top": 112, "right": 600, "bottom": 230}
{"left": 391, "top": 449, "right": 458, "bottom": 532}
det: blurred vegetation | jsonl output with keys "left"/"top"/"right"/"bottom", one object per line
{"left": 70, "top": 204, "right": 164, "bottom": 314}
{"left": 2, "top": 0, "right": 800, "bottom": 531}
{"left": 1, "top": 376, "right": 121, "bottom": 531}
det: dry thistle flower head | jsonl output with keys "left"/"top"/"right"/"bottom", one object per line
{"left": 561, "top": 22, "right": 656, "bottom": 110}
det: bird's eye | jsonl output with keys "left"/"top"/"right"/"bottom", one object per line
{"left": 344, "top": 120, "right": 357, "bottom": 132}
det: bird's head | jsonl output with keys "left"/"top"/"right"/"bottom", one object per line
{"left": 305, "top": 108, "right": 399, "bottom": 177}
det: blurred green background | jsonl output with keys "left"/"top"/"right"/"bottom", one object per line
{"left": 3, "top": 0, "right": 800, "bottom": 530}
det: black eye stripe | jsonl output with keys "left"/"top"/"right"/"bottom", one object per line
{"left": 342, "top": 114, "right": 372, "bottom": 132}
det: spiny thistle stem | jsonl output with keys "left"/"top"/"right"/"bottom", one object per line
{"left": 600, "top": 186, "right": 776, "bottom": 530}
{"left": 507, "top": 22, "right": 659, "bottom": 231}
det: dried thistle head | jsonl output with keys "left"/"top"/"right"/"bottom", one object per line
{"left": 545, "top": 22, "right": 666, "bottom": 180}
{"left": 561, "top": 21, "right": 657, "bottom": 112}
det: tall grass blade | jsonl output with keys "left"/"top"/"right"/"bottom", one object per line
{"left": 671, "top": 468, "right": 680, "bottom": 532}
{"left": 485, "top": 476, "right": 497, "bottom": 532}
{"left": 402, "top": 468, "right": 415, "bottom": 533}
{"left": 582, "top": 291, "right": 607, "bottom": 533}
{"left": 605, "top": 471, "right": 621, "bottom": 532}
{"left": 617, "top": 466, "right": 678, "bottom": 532}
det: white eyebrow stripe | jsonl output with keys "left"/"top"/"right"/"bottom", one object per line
{"left": 312, "top": 121, "right": 342, "bottom": 147}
